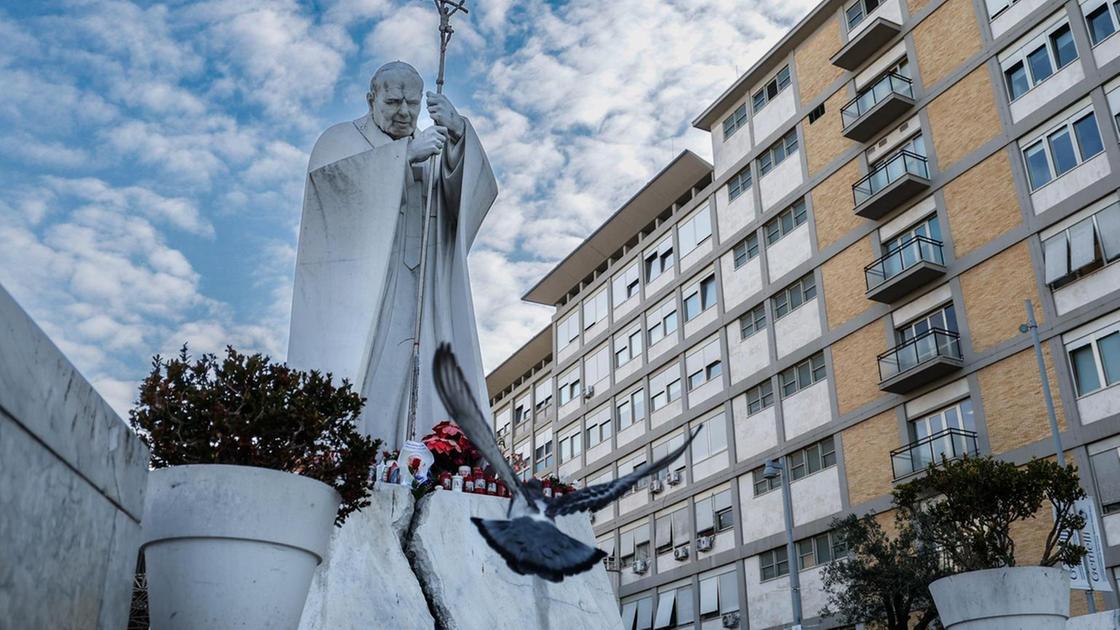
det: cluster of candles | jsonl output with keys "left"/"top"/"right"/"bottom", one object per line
{"left": 436, "top": 467, "right": 566, "bottom": 499}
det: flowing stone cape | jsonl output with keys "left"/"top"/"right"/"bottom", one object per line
{"left": 288, "top": 113, "right": 497, "bottom": 445}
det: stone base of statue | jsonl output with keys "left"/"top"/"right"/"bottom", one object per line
{"left": 299, "top": 485, "right": 622, "bottom": 630}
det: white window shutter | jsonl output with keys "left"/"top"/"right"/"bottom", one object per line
{"left": 1097, "top": 202, "right": 1120, "bottom": 261}
{"left": 1043, "top": 234, "right": 1069, "bottom": 284}
{"left": 1069, "top": 217, "right": 1098, "bottom": 271}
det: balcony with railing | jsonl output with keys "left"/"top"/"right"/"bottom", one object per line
{"left": 890, "top": 428, "right": 979, "bottom": 480}
{"left": 864, "top": 236, "right": 946, "bottom": 303}
{"left": 841, "top": 73, "right": 915, "bottom": 142}
{"left": 831, "top": 17, "right": 902, "bottom": 70}
{"left": 853, "top": 150, "right": 930, "bottom": 220}
{"left": 878, "top": 328, "right": 963, "bottom": 393}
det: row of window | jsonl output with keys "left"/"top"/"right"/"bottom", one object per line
{"left": 759, "top": 530, "right": 848, "bottom": 581}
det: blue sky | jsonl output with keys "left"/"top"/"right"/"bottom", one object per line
{"left": 0, "top": 0, "right": 814, "bottom": 416}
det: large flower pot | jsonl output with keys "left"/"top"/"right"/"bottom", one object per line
{"left": 929, "top": 566, "right": 1069, "bottom": 629}
{"left": 140, "top": 464, "right": 341, "bottom": 630}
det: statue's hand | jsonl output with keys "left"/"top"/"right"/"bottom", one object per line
{"left": 427, "top": 92, "right": 466, "bottom": 141}
{"left": 408, "top": 126, "right": 448, "bottom": 163}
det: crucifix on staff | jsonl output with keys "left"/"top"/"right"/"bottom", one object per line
{"left": 287, "top": 0, "right": 498, "bottom": 450}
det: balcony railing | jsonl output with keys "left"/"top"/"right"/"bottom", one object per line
{"left": 890, "top": 428, "right": 979, "bottom": 480}
{"left": 865, "top": 236, "right": 946, "bottom": 302}
{"left": 854, "top": 150, "right": 929, "bottom": 206}
{"left": 878, "top": 328, "right": 963, "bottom": 392}
{"left": 841, "top": 72, "right": 914, "bottom": 140}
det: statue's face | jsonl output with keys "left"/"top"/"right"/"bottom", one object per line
{"left": 369, "top": 71, "right": 423, "bottom": 140}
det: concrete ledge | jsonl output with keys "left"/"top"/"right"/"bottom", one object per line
{"left": 1067, "top": 610, "right": 1120, "bottom": 629}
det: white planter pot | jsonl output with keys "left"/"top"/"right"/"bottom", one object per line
{"left": 929, "top": 566, "right": 1069, "bottom": 630}
{"left": 141, "top": 464, "right": 341, "bottom": 630}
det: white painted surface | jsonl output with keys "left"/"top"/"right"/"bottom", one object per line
{"left": 1103, "top": 512, "right": 1120, "bottom": 547}
{"left": 689, "top": 378, "right": 724, "bottom": 409}
{"left": 733, "top": 402, "right": 779, "bottom": 462}
{"left": 652, "top": 398, "right": 683, "bottom": 429}
{"left": 1031, "top": 153, "right": 1112, "bottom": 214}
{"left": 685, "top": 303, "right": 719, "bottom": 339}
{"left": 991, "top": 0, "right": 1050, "bottom": 39}
{"left": 727, "top": 323, "right": 770, "bottom": 384}
{"left": 848, "top": 0, "right": 902, "bottom": 39}
{"left": 614, "top": 293, "right": 639, "bottom": 322}
{"left": 712, "top": 97, "right": 754, "bottom": 179}
{"left": 740, "top": 482, "right": 784, "bottom": 543}
{"left": 618, "top": 420, "right": 647, "bottom": 449}
{"left": 616, "top": 355, "right": 644, "bottom": 383}
{"left": 618, "top": 487, "right": 649, "bottom": 516}
{"left": 766, "top": 222, "right": 812, "bottom": 282}
{"left": 1068, "top": 610, "right": 1120, "bottom": 630}
{"left": 1076, "top": 384, "right": 1120, "bottom": 425}
{"left": 693, "top": 450, "right": 729, "bottom": 481}
{"left": 586, "top": 440, "right": 612, "bottom": 466}
{"left": 720, "top": 253, "right": 763, "bottom": 312}
{"left": 759, "top": 152, "right": 804, "bottom": 212}
{"left": 1093, "top": 30, "right": 1120, "bottom": 67}
{"left": 585, "top": 317, "right": 609, "bottom": 347}
{"left": 866, "top": 115, "right": 920, "bottom": 164}
{"left": 781, "top": 379, "right": 833, "bottom": 439}
{"left": 696, "top": 529, "right": 736, "bottom": 561}
{"left": 740, "top": 466, "right": 842, "bottom": 544}
{"left": 557, "top": 337, "right": 580, "bottom": 364}
{"left": 646, "top": 265, "right": 676, "bottom": 297}
{"left": 905, "top": 378, "right": 969, "bottom": 417}
{"left": 648, "top": 332, "right": 679, "bottom": 363}
{"left": 930, "top": 567, "right": 1068, "bottom": 629}
{"left": 745, "top": 561, "right": 828, "bottom": 630}
{"left": 716, "top": 183, "right": 757, "bottom": 243}
{"left": 880, "top": 195, "right": 937, "bottom": 241}
{"left": 753, "top": 87, "right": 797, "bottom": 142}
{"left": 892, "top": 283, "right": 951, "bottom": 326}
{"left": 680, "top": 236, "right": 713, "bottom": 274}
{"left": 1010, "top": 61, "right": 1085, "bottom": 123}
{"left": 855, "top": 40, "right": 907, "bottom": 90}
{"left": 559, "top": 458, "right": 581, "bottom": 480}
{"left": 1054, "top": 262, "right": 1120, "bottom": 315}
{"left": 775, "top": 298, "right": 822, "bottom": 359}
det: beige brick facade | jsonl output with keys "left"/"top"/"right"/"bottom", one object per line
{"left": 832, "top": 321, "right": 887, "bottom": 415}
{"left": 822, "top": 236, "right": 874, "bottom": 329}
{"left": 978, "top": 347, "right": 1068, "bottom": 454}
{"left": 843, "top": 410, "right": 898, "bottom": 505}
{"left": 812, "top": 158, "right": 865, "bottom": 251}
{"left": 908, "top": 0, "right": 934, "bottom": 16}
{"left": 960, "top": 241, "right": 1042, "bottom": 353}
{"left": 944, "top": 150, "right": 1022, "bottom": 258}
{"left": 795, "top": 15, "right": 844, "bottom": 105}
{"left": 927, "top": 66, "right": 1002, "bottom": 170}
{"left": 913, "top": 0, "right": 983, "bottom": 88}
{"left": 804, "top": 89, "right": 856, "bottom": 177}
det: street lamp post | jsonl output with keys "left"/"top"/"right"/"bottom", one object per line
{"left": 764, "top": 458, "right": 802, "bottom": 629}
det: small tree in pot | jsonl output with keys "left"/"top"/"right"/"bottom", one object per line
{"left": 130, "top": 346, "right": 381, "bottom": 630}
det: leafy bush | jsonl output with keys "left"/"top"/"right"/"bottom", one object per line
{"left": 894, "top": 456, "right": 1087, "bottom": 570}
{"left": 129, "top": 345, "right": 380, "bottom": 525}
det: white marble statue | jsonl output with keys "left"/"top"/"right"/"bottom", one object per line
{"left": 288, "top": 61, "right": 497, "bottom": 448}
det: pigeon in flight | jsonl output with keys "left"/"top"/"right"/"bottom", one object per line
{"left": 432, "top": 343, "right": 701, "bottom": 582}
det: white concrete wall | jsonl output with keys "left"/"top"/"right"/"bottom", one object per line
{"left": 991, "top": 0, "right": 1050, "bottom": 39}
{"left": 712, "top": 97, "right": 754, "bottom": 179}
{"left": 1010, "top": 61, "right": 1085, "bottom": 123}
{"left": 646, "top": 265, "right": 676, "bottom": 296}
{"left": 695, "top": 529, "right": 736, "bottom": 561}
{"left": 693, "top": 449, "right": 730, "bottom": 481}
{"left": 1054, "top": 263, "right": 1120, "bottom": 315}
{"left": 849, "top": 0, "right": 902, "bottom": 38}
{"left": 753, "top": 87, "right": 797, "bottom": 142}
{"left": 1093, "top": 29, "right": 1120, "bottom": 67}
{"left": 689, "top": 378, "right": 724, "bottom": 409}
{"left": 760, "top": 153, "right": 804, "bottom": 212}
{"left": 618, "top": 420, "right": 646, "bottom": 449}
{"left": 740, "top": 481, "right": 784, "bottom": 542}
{"left": 733, "top": 400, "right": 779, "bottom": 462}
{"left": 685, "top": 302, "right": 719, "bottom": 338}
{"left": 775, "top": 298, "right": 822, "bottom": 359}
{"left": 716, "top": 184, "right": 756, "bottom": 243}
{"left": 727, "top": 323, "right": 770, "bottom": 385}
{"left": 1076, "top": 384, "right": 1120, "bottom": 425}
{"left": 744, "top": 559, "right": 828, "bottom": 630}
{"left": 652, "top": 398, "right": 683, "bottom": 429}
{"left": 742, "top": 466, "right": 843, "bottom": 543}
{"left": 720, "top": 252, "right": 763, "bottom": 312}
{"left": 766, "top": 223, "right": 812, "bottom": 283}
{"left": 1102, "top": 512, "right": 1120, "bottom": 547}
{"left": 648, "top": 332, "right": 678, "bottom": 364}
{"left": 782, "top": 380, "right": 833, "bottom": 439}
{"left": 1031, "top": 153, "right": 1111, "bottom": 214}
{"left": 618, "top": 487, "right": 649, "bottom": 517}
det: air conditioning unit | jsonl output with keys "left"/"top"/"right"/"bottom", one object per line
{"left": 584, "top": 386, "right": 595, "bottom": 399}
{"left": 721, "top": 612, "right": 741, "bottom": 628}
{"left": 649, "top": 479, "right": 664, "bottom": 494}
{"left": 673, "top": 545, "right": 690, "bottom": 561}
{"left": 666, "top": 470, "right": 682, "bottom": 486}
{"left": 696, "top": 535, "right": 715, "bottom": 552}
{"left": 603, "top": 556, "right": 618, "bottom": 571}
{"left": 632, "top": 558, "right": 649, "bottom": 574}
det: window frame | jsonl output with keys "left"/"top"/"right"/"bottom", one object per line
{"left": 732, "top": 232, "right": 760, "bottom": 269}
{"left": 779, "top": 353, "right": 827, "bottom": 398}
{"left": 727, "top": 165, "right": 753, "bottom": 202}
{"left": 745, "top": 378, "right": 775, "bottom": 415}
{"left": 999, "top": 18, "right": 1078, "bottom": 103}
{"left": 764, "top": 198, "right": 808, "bottom": 246}
{"left": 739, "top": 303, "right": 767, "bottom": 340}
{"left": 751, "top": 65, "right": 792, "bottom": 113}
{"left": 772, "top": 273, "right": 818, "bottom": 320}
{"left": 722, "top": 103, "right": 749, "bottom": 140}
{"left": 1082, "top": 0, "right": 1120, "bottom": 46}
{"left": 1066, "top": 318, "right": 1120, "bottom": 397}
{"left": 758, "top": 129, "right": 799, "bottom": 177}
{"left": 1021, "top": 107, "right": 1105, "bottom": 191}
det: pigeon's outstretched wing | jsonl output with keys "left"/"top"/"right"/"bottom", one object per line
{"left": 471, "top": 516, "right": 607, "bottom": 583}
{"left": 432, "top": 343, "right": 524, "bottom": 500}
{"left": 546, "top": 427, "right": 701, "bottom": 519}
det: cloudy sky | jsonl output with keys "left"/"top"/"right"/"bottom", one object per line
{"left": 0, "top": 0, "right": 815, "bottom": 417}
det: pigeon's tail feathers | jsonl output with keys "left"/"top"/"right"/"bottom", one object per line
{"left": 471, "top": 516, "right": 607, "bottom": 583}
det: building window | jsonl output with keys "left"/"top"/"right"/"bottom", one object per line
{"left": 728, "top": 165, "right": 753, "bottom": 202}
{"left": 758, "top": 128, "right": 799, "bottom": 176}
{"left": 846, "top": 0, "right": 881, "bottom": 29}
{"left": 586, "top": 410, "right": 612, "bottom": 448}
{"left": 796, "top": 530, "right": 849, "bottom": 569}
{"left": 1022, "top": 108, "right": 1105, "bottom": 190}
{"left": 695, "top": 489, "right": 734, "bottom": 536}
{"left": 647, "top": 298, "right": 679, "bottom": 346}
{"left": 558, "top": 369, "right": 582, "bottom": 405}
{"left": 583, "top": 289, "right": 609, "bottom": 331}
{"left": 557, "top": 312, "right": 580, "bottom": 350}
{"left": 534, "top": 378, "right": 553, "bottom": 412}
{"left": 764, "top": 198, "right": 808, "bottom": 245}
{"left": 559, "top": 429, "right": 582, "bottom": 463}
{"left": 759, "top": 546, "right": 790, "bottom": 581}
{"left": 1066, "top": 320, "right": 1120, "bottom": 396}
{"left": 584, "top": 345, "right": 610, "bottom": 390}
{"left": 985, "top": 0, "right": 1023, "bottom": 20}
{"left": 678, "top": 206, "right": 713, "bottom": 257}
{"left": 808, "top": 102, "right": 826, "bottom": 124}
{"left": 722, "top": 103, "right": 748, "bottom": 139}
{"left": 1042, "top": 201, "right": 1120, "bottom": 287}
{"left": 732, "top": 232, "right": 760, "bottom": 268}
{"left": 745, "top": 379, "right": 775, "bottom": 415}
{"left": 1083, "top": 0, "right": 1120, "bottom": 45}
{"left": 650, "top": 365, "right": 682, "bottom": 412}
{"left": 779, "top": 352, "right": 826, "bottom": 397}
{"left": 612, "top": 262, "right": 641, "bottom": 307}
{"left": 739, "top": 303, "right": 767, "bottom": 340}
{"left": 1001, "top": 21, "right": 1078, "bottom": 102}
{"left": 652, "top": 433, "right": 687, "bottom": 483}
{"left": 645, "top": 236, "right": 675, "bottom": 283}
{"left": 752, "top": 65, "right": 791, "bottom": 113}
{"left": 896, "top": 303, "right": 958, "bottom": 345}
{"left": 534, "top": 437, "right": 553, "bottom": 473}
{"left": 653, "top": 584, "right": 694, "bottom": 629}
{"left": 690, "top": 413, "right": 729, "bottom": 462}
{"left": 698, "top": 570, "right": 740, "bottom": 619}
{"left": 684, "top": 274, "right": 717, "bottom": 321}
{"left": 494, "top": 408, "right": 512, "bottom": 444}
{"left": 615, "top": 327, "right": 644, "bottom": 367}
{"left": 752, "top": 467, "right": 780, "bottom": 496}
{"left": 1088, "top": 443, "right": 1120, "bottom": 514}
{"left": 788, "top": 436, "right": 837, "bottom": 481}
{"left": 617, "top": 389, "right": 647, "bottom": 431}
{"left": 655, "top": 507, "right": 689, "bottom": 553}
{"left": 772, "top": 273, "right": 817, "bottom": 320}
{"left": 686, "top": 338, "right": 723, "bottom": 391}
